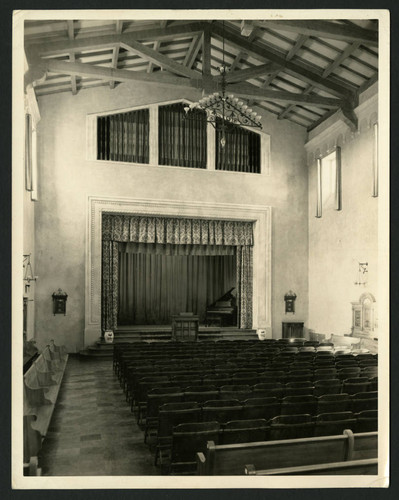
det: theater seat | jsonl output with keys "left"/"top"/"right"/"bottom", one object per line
{"left": 269, "top": 414, "right": 315, "bottom": 440}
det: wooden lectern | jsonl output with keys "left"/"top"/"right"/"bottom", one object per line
{"left": 172, "top": 313, "right": 199, "bottom": 341}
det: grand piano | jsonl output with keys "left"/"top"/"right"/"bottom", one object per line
{"left": 205, "top": 287, "right": 237, "bottom": 327}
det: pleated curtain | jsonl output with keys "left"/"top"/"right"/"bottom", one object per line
{"left": 101, "top": 214, "right": 254, "bottom": 331}
{"left": 216, "top": 122, "right": 261, "bottom": 173}
{"left": 158, "top": 103, "right": 207, "bottom": 169}
{"left": 97, "top": 109, "right": 149, "bottom": 163}
{"left": 118, "top": 252, "right": 236, "bottom": 325}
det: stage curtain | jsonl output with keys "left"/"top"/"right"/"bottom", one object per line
{"left": 102, "top": 214, "right": 253, "bottom": 246}
{"left": 101, "top": 241, "right": 119, "bottom": 331}
{"left": 158, "top": 103, "right": 207, "bottom": 169}
{"left": 102, "top": 214, "right": 254, "bottom": 331}
{"left": 118, "top": 253, "right": 236, "bottom": 325}
{"left": 236, "top": 245, "right": 253, "bottom": 329}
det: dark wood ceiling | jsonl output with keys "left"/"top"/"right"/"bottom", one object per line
{"left": 24, "top": 18, "right": 378, "bottom": 131}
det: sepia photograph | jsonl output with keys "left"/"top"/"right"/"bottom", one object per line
{"left": 12, "top": 8, "right": 389, "bottom": 489}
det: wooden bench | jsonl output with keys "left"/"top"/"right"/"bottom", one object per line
{"left": 23, "top": 341, "right": 68, "bottom": 476}
{"left": 196, "top": 429, "right": 377, "bottom": 475}
{"left": 245, "top": 458, "right": 378, "bottom": 475}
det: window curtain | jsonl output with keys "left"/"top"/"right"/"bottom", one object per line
{"left": 216, "top": 122, "right": 260, "bottom": 173}
{"left": 159, "top": 103, "right": 207, "bottom": 169}
{"left": 97, "top": 109, "right": 149, "bottom": 163}
{"left": 102, "top": 214, "right": 253, "bottom": 331}
{"left": 118, "top": 252, "right": 236, "bottom": 325}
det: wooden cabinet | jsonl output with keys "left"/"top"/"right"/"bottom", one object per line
{"left": 282, "top": 321, "right": 304, "bottom": 339}
{"left": 172, "top": 314, "right": 199, "bottom": 341}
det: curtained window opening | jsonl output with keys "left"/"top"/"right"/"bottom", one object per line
{"left": 158, "top": 102, "right": 207, "bottom": 169}
{"left": 216, "top": 120, "right": 261, "bottom": 173}
{"left": 97, "top": 108, "right": 150, "bottom": 163}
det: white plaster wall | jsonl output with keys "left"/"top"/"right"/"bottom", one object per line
{"left": 307, "top": 111, "right": 378, "bottom": 336}
{"left": 34, "top": 82, "right": 308, "bottom": 352}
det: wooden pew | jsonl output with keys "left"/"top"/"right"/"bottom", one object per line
{"left": 245, "top": 458, "right": 378, "bottom": 475}
{"left": 23, "top": 342, "right": 68, "bottom": 475}
{"left": 196, "top": 429, "right": 377, "bottom": 475}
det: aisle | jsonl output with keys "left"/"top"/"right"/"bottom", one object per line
{"left": 39, "top": 355, "right": 158, "bottom": 476}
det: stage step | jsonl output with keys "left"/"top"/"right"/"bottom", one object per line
{"left": 79, "top": 328, "right": 259, "bottom": 358}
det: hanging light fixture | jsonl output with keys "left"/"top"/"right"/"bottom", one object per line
{"left": 184, "top": 21, "right": 262, "bottom": 148}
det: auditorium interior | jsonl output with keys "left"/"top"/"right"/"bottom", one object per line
{"left": 17, "top": 14, "right": 388, "bottom": 482}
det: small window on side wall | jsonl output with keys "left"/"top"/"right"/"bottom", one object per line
{"left": 316, "top": 147, "right": 342, "bottom": 218}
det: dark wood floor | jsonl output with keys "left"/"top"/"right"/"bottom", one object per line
{"left": 39, "top": 355, "right": 158, "bottom": 476}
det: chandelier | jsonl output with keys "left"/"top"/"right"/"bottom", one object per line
{"left": 184, "top": 22, "right": 262, "bottom": 148}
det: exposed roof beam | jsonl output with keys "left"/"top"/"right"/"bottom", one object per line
{"left": 230, "top": 27, "right": 259, "bottom": 71}
{"left": 340, "top": 105, "right": 358, "bottom": 131}
{"left": 251, "top": 20, "right": 378, "bottom": 47}
{"left": 227, "top": 83, "right": 344, "bottom": 108}
{"left": 39, "top": 57, "right": 346, "bottom": 109}
{"left": 67, "top": 20, "right": 74, "bottom": 40}
{"left": 278, "top": 41, "right": 361, "bottom": 120}
{"left": 69, "top": 53, "right": 77, "bottom": 95}
{"left": 109, "top": 46, "right": 119, "bottom": 89}
{"left": 224, "top": 62, "right": 282, "bottom": 83}
{"left": 115, "top": 21, "right": 123, "bottom": 34}
{"left": 147, "top": 21, "right": 167, "bottom": 73}
{"left": 27, "top": 22, "right": 208, "bottom": 57}
{"left": 202, "top": 25, "right": 211, "bottom": 76}
{"left": 120, "top": 39, "right": 201, "bottom": 79}
{"left": 66, "top": 21, "right": 76, "bottom": 94}
{"left": 322, "top": 41, "right": 361, "bottom": 77}
{"left": 286, "top": 34, "right": 308, "bottom": 61}
{"left": 211, "top": 22, "right": 356, "bottom": 102}
{"left": 241, "top": 20, "right": 254, "bottom": 37}
{"left": 40, "top": 58, "right": 197, "bottom": 89}
{"left": 183, "top": 35, "right": 202, "bottom": 68}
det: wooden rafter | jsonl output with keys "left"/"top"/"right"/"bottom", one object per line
{"left": 286, "top": 34, "right": 308, "bottom": 61}
{"left": 245, "top": 19, "right": 378, "bottom": 47}
{"left": 229, "top": 83, "right": 343, "bottom": 108}
{"left": 66, "top": 21, "right": 77, "bottom": 95}
{"left": 27, "top": 22, "right": 208, "bottom": 57}
{"left": 229, "top": 28, "right": 259, "bottom": 72}
{"left": 183, "top": 35, "right": 202, "bottom": 68}
{"left": 148, "top": 21, "right": 167, "bottom": 73}
{"left": 120, "top": 39, "right": 201, "bottom": 79}
{"left": 115, "top": 20, "right": 123, "bottom": 34}
{"left": 109, "top": 46, "right": 119, "bottom": 89}
{"left": 278, "top": 41, "right": 361, "bottom": 125}
{"left": 212, "top": 22, "right": 356, "bottom": 102}
{"left": 224, "top": 63, "right": 282, "bottom": 84}
{"left": 202, "top": 26, "right": 211, "bottom": 76}
{"left": 39, "top": 57, "right": 346, "bottom": 109}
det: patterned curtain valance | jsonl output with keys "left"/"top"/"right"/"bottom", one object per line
{"left": 102, "top": 214, "right": 253, "bottom": 246}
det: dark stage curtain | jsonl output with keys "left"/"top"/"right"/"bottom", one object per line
{"left": 118, "top": 252, "right": 236, "bottom": 325}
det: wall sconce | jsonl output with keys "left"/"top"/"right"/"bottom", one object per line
{"left": 354, "top": 262, "right": 368, "bottom": 286}
{"left": 52, "top": 289, "right": 68, "bottom": 315}
{"left": 23, "top": 254, "right": 38, "bottom": 293}
{"left": 284, "top": 290, "right": 297, "bottom": 313}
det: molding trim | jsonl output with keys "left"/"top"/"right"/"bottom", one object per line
{"left": 84, "top": 196, "right": 272, "bottom": 345}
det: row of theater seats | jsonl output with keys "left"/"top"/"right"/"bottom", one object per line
{"left": 165, "top": 412, "right": 377, "bottom": 474}
{"left": 113, "top": 340, "right": 378, "bottom": 474}
{"left": 152, "top": 404, "right": 377, "bottom": 473}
